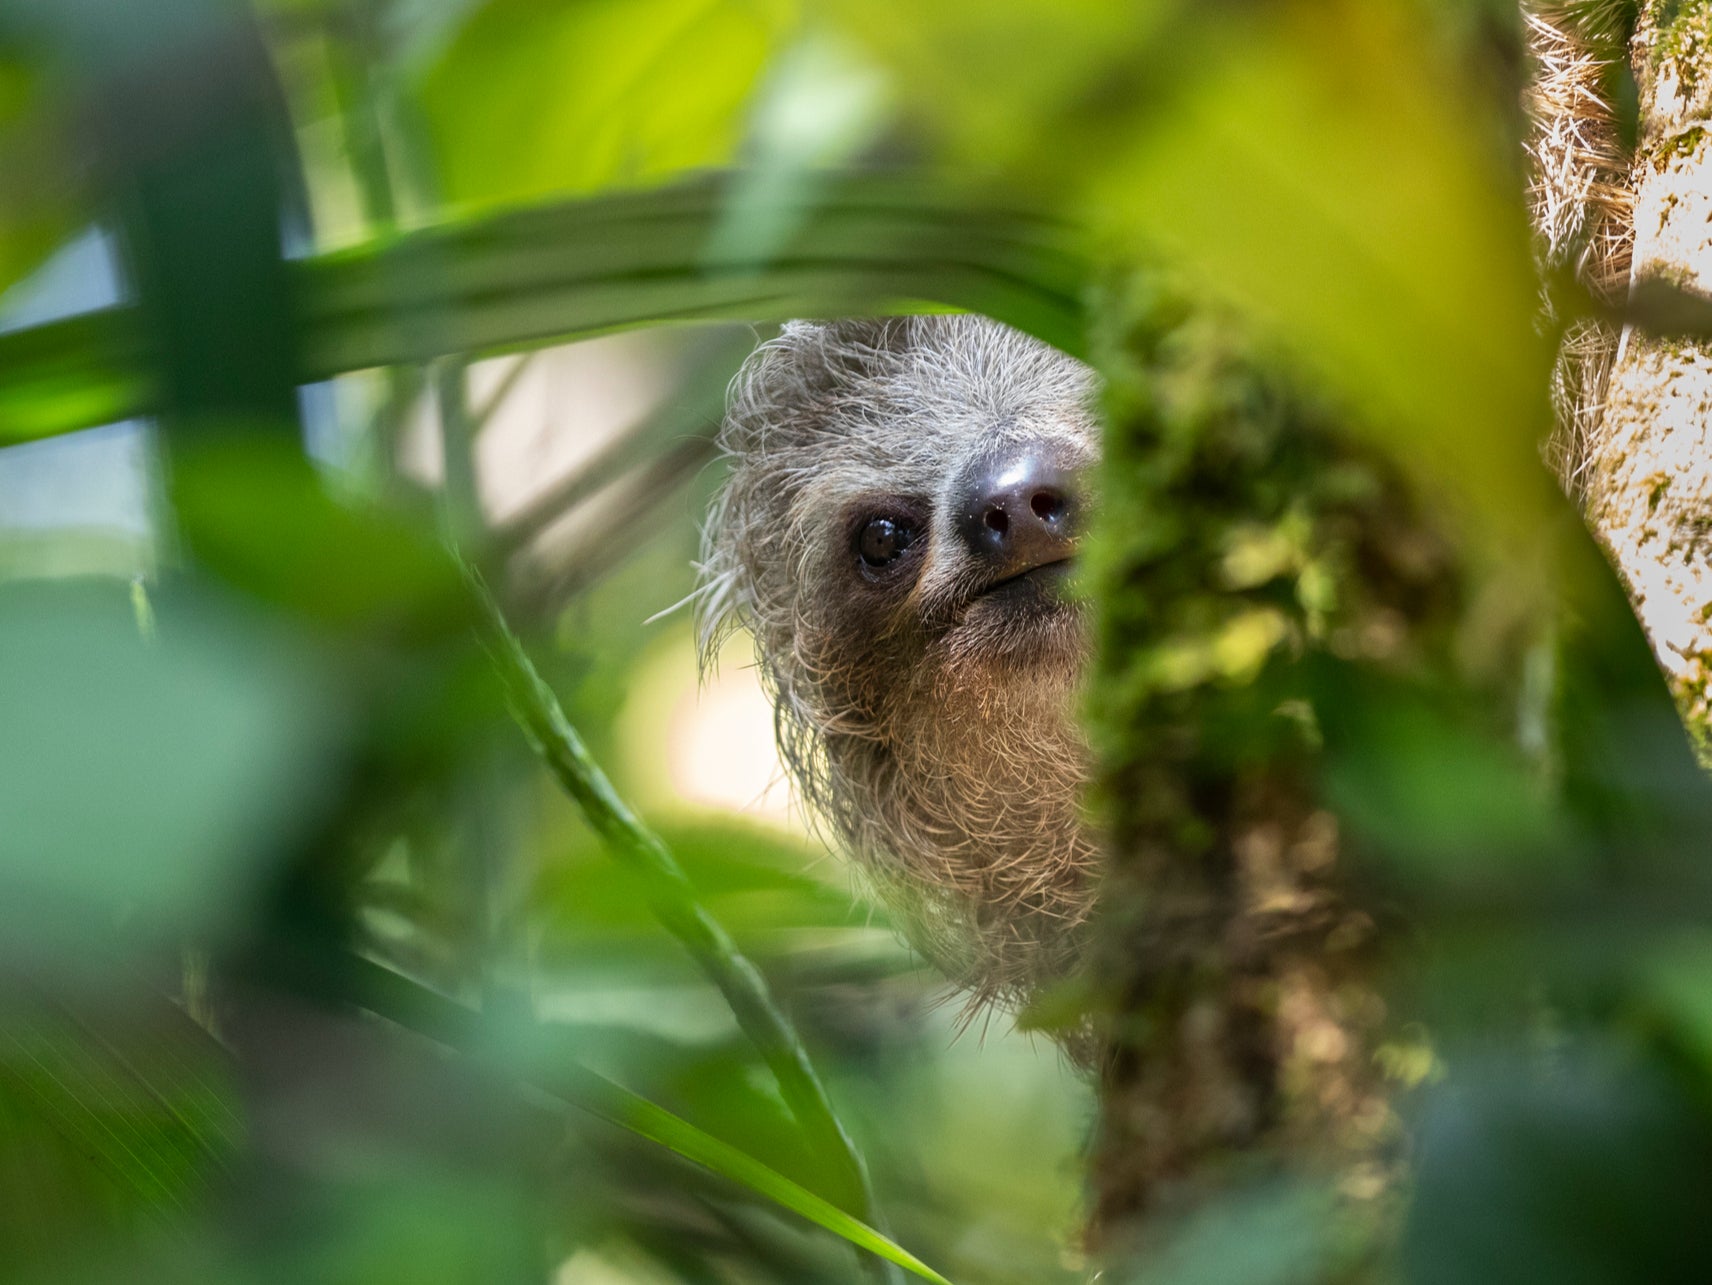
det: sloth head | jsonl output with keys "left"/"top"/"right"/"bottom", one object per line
{"left": 698, "top": 315, "right": 1101, "bottom": 1012}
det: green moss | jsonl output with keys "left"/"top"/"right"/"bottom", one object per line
{"left": 1084, "top": 273, "right": 1464, "bottom": 849}
{"left": 1069, "top": 251, "right": 1700, "bottom": 1257}
{"left": 1650, "top": 124, "right": 1708, "bottom": 172}
{"left": 1080, "top": 271, "right": 1488, "bottom": 1239}
{"left": 1652, "top": 0, "right": 1712, "bottom": 97}
{"left": 1650, "top": 472, "right": 1674, "bottom": 513}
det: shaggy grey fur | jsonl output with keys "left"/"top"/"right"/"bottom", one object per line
{"left": 698, "top": 315, "right": 1101, "bottom": 1012}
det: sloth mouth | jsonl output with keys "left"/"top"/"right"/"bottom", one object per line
{"left": 945, "top": 556, "right": 1087, "bottom": 668}
{"left": 975, "top": 557, "right": 1076, "bottom": 604}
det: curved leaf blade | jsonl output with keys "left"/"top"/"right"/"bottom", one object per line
{"left": 332, "top": 950, "right": 956, "bottom": 1285}
{"left": 562, "top": 1062, "right": 954, "bottom": 1285}
{"left": 0, "top": 173, "right": 1089, "bottom": 444}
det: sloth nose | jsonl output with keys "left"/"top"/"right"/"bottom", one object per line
{"left": 953, "top": 450, "right": 1081, "bottom": 581}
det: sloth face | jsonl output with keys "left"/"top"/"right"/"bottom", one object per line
{"left": 699, "top": 315, "right": 1102, "bottom": 1006}
{"left": 715, "top": 316, "right": 1097, "bottom": 689}
{"left": 836, "top": 435, "right": 1090, "bottom": 670}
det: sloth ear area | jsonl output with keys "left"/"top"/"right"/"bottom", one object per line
{"left": 725, "top": 319, "right": 914, "bottom": 438}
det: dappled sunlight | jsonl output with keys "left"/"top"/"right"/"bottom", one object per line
{"left": 621, "top": 627, "right": 808, "bottom": 835}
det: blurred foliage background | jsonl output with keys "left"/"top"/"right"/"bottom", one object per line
{"left": 1, "top": 0, "right": 1711, "bottom": 1282}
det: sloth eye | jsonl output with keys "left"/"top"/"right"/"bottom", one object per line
{"left": 856, "top": 516, "right": 919, "bottom": 569}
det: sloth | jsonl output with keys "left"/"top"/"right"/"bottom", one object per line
{"left": 698, "top": 316, "right": 1101, "bottom": 1013}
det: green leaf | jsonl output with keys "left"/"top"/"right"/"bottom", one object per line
{"left": 1093, "top": 2, "right": 1555, "bottom": 550}
{"left": 1404, "top": 1049, "right": 1712, "bottom": 1285}
{"left": 1320, "top": 680, "right": 1586, "bottom": 898}
{"left": 567, "top": 1062, "right": 952, "bottom": 1285}
{"left": 0, "top": 174, "right": 1089, "bottom": 444}
{"left": 418, "top": 0, "right": 797, "bottom": 207}
{"left": 1116, "top": 1179, "right": 1350, "bottom": 1285}
{"left": 820, "top": 0, "right": 1167, "bottom": 175}
{"left": 169, "top": 435, "right": 472, "bottom": 638}
{"left": 0, "top": 310, "right": 149, "bottom": 438}
{"left": 0, "top": 580, "right": 343, "bottom": 969}
{"left": 832, "top": 0, "right": 1557, "bottom": 553}
{"left": 0, "top": 56, "right": 78, "bottom": 300}
{"left": 0, "top": 991, "right": 239, "bottom": 1268}
{"left": 333, "top": 951, "right": 956, "bottom": 1285}
{"left": 538, "top": 818, "right": 870, "bottom": 944}
{"left": 16, "top": 0, "right": 302, "bottom": 435}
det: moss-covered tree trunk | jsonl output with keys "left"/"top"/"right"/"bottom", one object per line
{"left": 1581, "top": 0, "right": 1712, "bottom": 750}
{"left": 1084, "top": 284, "right": 1526, "bottom": 1266}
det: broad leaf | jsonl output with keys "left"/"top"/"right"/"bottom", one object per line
{"left": 1405, "top": 1050, "right": 1712, "bottom": 1285}
{"left": 831, "top": 0, "right": 1556, "bottom": 551}
{"left": 0, "top": 580, "right": 344, "bottom": 970}
{"left": 169, "top": 435, "right": 470, "bottom": 637}
{"left": 418, "top": 0, "right": 796, "bottom": 208}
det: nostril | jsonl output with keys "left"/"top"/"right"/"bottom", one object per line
{"left": 955, "top": 451, "right": 1081, "bottom": 568}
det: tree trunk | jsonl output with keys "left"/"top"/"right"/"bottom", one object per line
{"left": 1086, "top": 285, "right": 1481, "bottom": 1265}
{"left": 1575, "top": 1, "right": 1712, "bottom": 751}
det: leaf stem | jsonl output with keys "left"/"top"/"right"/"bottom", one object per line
{"left": 304, "top": 948, "right": 952, "bottom": 1285}
{"left": 470, "top": 574, "right": 902, "bottom": 1285}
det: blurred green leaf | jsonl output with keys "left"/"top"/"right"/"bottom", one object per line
{"left": 276, "top": 1172, "right": 542, "bottom": 1285}
{"left": 821, "top": 0, "right": 1163, "bottom": 171}
{"left": 835, "top": 0, "right": 1556, "bottom": 553}
{"left": 1093, "top": 2, "right": 1554, "bottom": 549}
{"left": 334, "top": 951, "right": 955, "bottom": 1285}
{"left": 0, "top": 580, "right": 343, "bottom": 967}
{"left": 1636, "top": 936, "right": 1712, "bottom": 1072}
{"left": 0, "top": 311, "right": 149, "bottom": 439}
{"left": 699, "top": 32, "right": 892, "bottom": 266}
{"left": 0, "top": 56, "right": 78, "bottom": 299}
{"left": 538, "top": 820, "right": 869, "bottom": 949}
{"left": 418, "top": 0, "right": 797, "bottom": 207}
{"left": 1118, "top": 1179, "right": 1349, "bottom": 1285}
{"left": 169, "top": 436, "right": 471, "bottom": 637}
{"left": 1321, "top": 681, "right": 1586, "bottom": 897}
{"left": 19, "top": 0, "right": 303, "bottom": 435}
{"left": 0, "top": 174, "right": 1090, "bottom": 443}
{"left": 1404, "top": 1049, "right": 1712, "bottom": 1285}
{"left": 0, "top": 991, "right": 238, "bottom": 1269}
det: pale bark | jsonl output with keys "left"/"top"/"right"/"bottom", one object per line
{"left": 1585, "top": 2, "right": 1712, "bottom": 747}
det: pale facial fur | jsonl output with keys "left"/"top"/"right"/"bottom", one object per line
{"left": 699, "top": 315, "right": 1101, "bottom": 1011}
